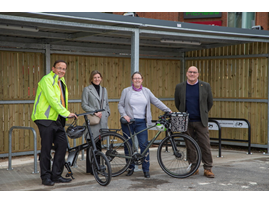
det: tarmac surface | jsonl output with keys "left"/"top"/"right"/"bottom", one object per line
{"left": 0, "top": 147, "right": 269, "bottom": 192}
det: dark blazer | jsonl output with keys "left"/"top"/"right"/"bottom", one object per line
{"left": 174, "top": 80, "right": 213, "bottom": 127}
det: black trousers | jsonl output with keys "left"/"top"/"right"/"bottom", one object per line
{"left": 35, "top": 118, "right": 67, "bottom": 180}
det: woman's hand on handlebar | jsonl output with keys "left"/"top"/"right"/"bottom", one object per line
{"left": 123, "top": 115, "right": 131, "bottom": 123}
{"left": 95, "top": 112, "right": 102, "bottom": 119}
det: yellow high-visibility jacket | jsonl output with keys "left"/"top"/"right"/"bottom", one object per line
{"left": 31, "top": 71, "right": 70, "bottom": 121}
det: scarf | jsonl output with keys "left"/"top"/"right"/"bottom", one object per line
{"left": 132, "top": 83, "right": 142, "bottom": 91}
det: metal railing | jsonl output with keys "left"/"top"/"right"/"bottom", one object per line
{"left": 8, "top": 126, "right": 39, "bottom": 174}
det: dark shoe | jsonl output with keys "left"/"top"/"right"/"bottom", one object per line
{"left": 52, "top": 176, "right": 72, "bottom": 183}
{"left": 144, "top": 171, "right": 150, "bottom": 178}
{"left": 42, "top": 178, "right": 55, "bottom": 186}
{"left": 126, "top": 168, "right": 134, "bottom": 176}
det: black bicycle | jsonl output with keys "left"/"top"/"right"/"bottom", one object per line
{"left": 64, "top": 109, "right": 112, "bottom": 186}
{"left": 95, "top": 112, "right": 202, "bottom": 179}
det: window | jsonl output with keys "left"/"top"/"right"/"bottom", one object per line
{"left": 228, "top": 12, "right": 255, "bottom": 29}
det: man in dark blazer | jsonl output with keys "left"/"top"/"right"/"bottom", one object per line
{"left": 174, "top": 66, "right": 215, "bottom": 178}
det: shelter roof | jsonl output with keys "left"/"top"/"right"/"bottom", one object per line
{"left": 0, "top": 12, "right": 268, "bottom": 59}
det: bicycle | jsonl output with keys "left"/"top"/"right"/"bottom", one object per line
{"left": 95, "top": 112, "right": 202, "bottom": 179}
{"left": 64, "top": 109, "right": 112, "bottom": 186}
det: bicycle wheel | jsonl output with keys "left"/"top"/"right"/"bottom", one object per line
{"left": 157, "top": 133, "right": 202, "bottom": 178}
{"left": 95, "top": 132, "right": 132, "bottom": 177}
{"left": 91, "top": 150, "right": 112, "bottom": 186}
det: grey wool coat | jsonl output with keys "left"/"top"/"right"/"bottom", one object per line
{"left": 81, "top": 84, "right": 110, "bottom": 138}
{"left": 174, "top": 80, "right": 213, "bottom": 127}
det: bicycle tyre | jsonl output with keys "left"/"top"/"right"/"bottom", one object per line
{"left": 157, "top": 133, "right": 202, "bottom": 178}
{"left": 90, "top": 150, "right": 112, "bottom": 186}
{"left": 95, "top": 132, "right": 132, "bottom": 177}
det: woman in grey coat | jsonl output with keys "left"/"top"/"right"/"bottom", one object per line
{"left": 118, "top": 72, "right": 171, "bottom": 178}
{"left": 81, "top": 70, "right": 110, "bottom": 173}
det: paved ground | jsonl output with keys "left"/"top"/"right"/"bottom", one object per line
{"left": 0, "top": 147, "right": 268, "bottom": 193}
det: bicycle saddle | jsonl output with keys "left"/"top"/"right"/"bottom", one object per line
{"left": 120, "top": 117, "right": 135, "bottom": 124}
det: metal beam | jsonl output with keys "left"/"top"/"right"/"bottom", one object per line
{"left": 0, "top": 29, "right": 71, "bottom": 39}
{"left": 186, "top": 54, "right": 269, "bottom": 60}
{"left": 1, "top": 98, "right": 267, "bottom": 105}
{"left": 0, "top": 14, "right": 137, "bottom": 32}
{"left": 140, "top": 30, "right": 269, "bottom": 43}
{"left": 213, "top": 98, "right": 268, "bottom": 103}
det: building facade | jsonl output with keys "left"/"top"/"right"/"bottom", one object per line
{"left": 113, "top": 12, "right": 269, "bottom": 30}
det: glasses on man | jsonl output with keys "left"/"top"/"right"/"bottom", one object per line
{"left": 188, "top": 71, "right": 198, "bottom": 74}
{"left": 55, "top": 67, "right": 67, "bottom": 72}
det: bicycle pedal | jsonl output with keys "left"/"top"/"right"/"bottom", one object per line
{"left": 66, "top": 172, "right": 75, "bottom": 179}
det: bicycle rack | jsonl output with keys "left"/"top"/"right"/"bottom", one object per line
{"left": 208, "top": 119, "right": 222, "bottom": 157}
{"left": 208, "top": 118, "right": 252, "bottom": 157}
{"left": 8, "top": 126, "right": 39, "bottom": 174}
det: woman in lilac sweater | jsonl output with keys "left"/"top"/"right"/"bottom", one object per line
{"left": 118, "top": 72, "right": 171, "bottom": 178}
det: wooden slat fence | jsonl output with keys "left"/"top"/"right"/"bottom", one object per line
{"left": 0, "top": 42, "right": 268, "bottom": 155}
{"left": 185, "top": 42, "right": 269, "bottom": 145}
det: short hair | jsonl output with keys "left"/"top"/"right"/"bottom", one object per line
{"left": 187, "top": 66, "right": 199, "bottom": 73}
{"left": 53, "top": 60, "right": 67, "bottom": 68}
{"left": 131, "top": 71, "right": 143, "bottom": 79}
{"left": 89, "top": 70, "right": 103, "bottom": 83}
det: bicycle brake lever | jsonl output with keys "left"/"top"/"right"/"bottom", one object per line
{"left": 95, "top": 109, "right": 105, "bottom": 113}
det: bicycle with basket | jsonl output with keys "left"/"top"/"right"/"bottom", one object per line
{"left": 95, "top": 111, "right": 202, "bottom": 179}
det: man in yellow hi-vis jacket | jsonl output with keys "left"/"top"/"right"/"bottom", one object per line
{"left": 32, "top": 60, "right": 77, "bottom": 186}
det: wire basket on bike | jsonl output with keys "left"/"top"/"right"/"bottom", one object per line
{"left": 66, "top": 119, "right": 86, "bottom": 139}
{"left": 170, "top": 112, "right": 189, "bottom": 132}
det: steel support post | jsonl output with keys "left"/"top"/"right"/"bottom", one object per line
{"left": 131, "top": 29, "right": 141, "bottom": 171}
{"left": 181, "top": 52, "right": 186, "bottom": 83}
{"left": 45, "top": 44, "right": 51, "bottom": 74}
{"left": 131, "top": 29, "right": 140, "bottom": 75}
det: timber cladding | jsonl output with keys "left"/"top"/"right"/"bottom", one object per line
{"left": 0, "top": 41, "right": 269, "bottom": 155}
{"left": 185, "top": 42, "right": 269, "bottom": 146}
{"left": 0, "top": 53, "right": 180, "bottom": 154}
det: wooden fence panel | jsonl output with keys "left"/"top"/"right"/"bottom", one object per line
{"left": 1, "top": 53, "right": 181, "bottom": 154}
{"left": 0, "top": 42, "right": 268, "bottom": 155}
{"left": 0, "top": 51, "right": 44, "bottom": 154}
{"left": 185, "top": 42, "right": 269, "bottom": 145}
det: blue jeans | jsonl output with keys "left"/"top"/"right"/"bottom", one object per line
{"left": 121, "top": 119, "right": 150, "bottom": 172}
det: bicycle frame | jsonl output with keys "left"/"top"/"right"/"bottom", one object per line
{"left": 119, "top": 123, "right": 166, "bottom": 159}
{"left": 66, "top": 111, "right": 104, "bottom": 172}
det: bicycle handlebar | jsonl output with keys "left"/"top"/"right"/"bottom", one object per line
{"left": 158, "top": 112, "right": 172, "bottom": 119}
{"left": 75, "top": 109, "right": 105, "bottom": 117}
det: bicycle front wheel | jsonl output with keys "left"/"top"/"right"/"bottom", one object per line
{"left": 157, "top": 133, "right": 202, "bottom": 178}
{"left": 95, "top": 132, "right": 132, "bottom": 177}
{"left": 91, "top": 151, "right": 112, "bottom": 186}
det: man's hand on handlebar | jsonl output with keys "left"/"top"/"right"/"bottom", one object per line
{"left": 68, "top": 113, "right": 78, "bottom": 119}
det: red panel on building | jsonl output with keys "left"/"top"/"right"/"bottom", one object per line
{"left": 190, "top": 21, "right": 222, "bottom": 26}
